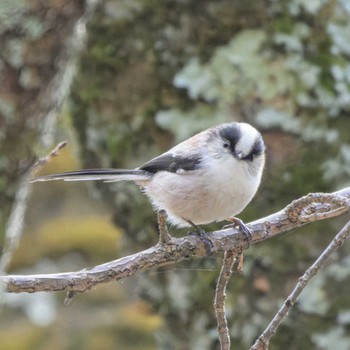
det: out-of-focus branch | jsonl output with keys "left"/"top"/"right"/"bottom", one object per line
{"left": 0, "top": 141, "right": 67, "bottom": 274}
{"left": 1, "top": 187, "right": 349, "bottom": 294}
{"left": 0, "top": 0, "right": 99, "bottom": 277}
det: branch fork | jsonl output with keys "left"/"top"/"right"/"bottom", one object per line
{"left": 1, "top": 185, "right": 349, "bottom": 350}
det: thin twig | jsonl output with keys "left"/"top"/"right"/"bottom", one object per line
{"left": 64, "top": 291, "right": 76, "bottom": 305}
{"left": 251, "top": 219, "right": 350, "bottom": 350}
{"left": 214, "top": 249, "right": 243, "bottom": 350}
{"left": 33, "top": 141, "right": 67, "bottom": 168}
{"left": 0, "top": 141, "right": 68, "bottom": 275}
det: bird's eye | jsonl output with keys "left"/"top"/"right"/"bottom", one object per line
{"left": 223, "top": 140, "right": 230, "bottom": 149}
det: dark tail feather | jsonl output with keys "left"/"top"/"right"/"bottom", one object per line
{"left": 30, "top": 168, "right": 151, "bottom": 183}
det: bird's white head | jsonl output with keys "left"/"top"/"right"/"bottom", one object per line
{"left": 207, "top": 122, "right": 265, "bottom": 178}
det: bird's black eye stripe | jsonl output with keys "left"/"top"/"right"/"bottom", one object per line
{"left": 218, "top": 124, "right": 241, "bottom": 154}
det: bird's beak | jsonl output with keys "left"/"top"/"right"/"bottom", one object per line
{"left": 235, "top": 152, "right": 243, "bottom": 159}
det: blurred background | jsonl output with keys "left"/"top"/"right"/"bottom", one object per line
{"left": 0, "top": 0, "right": 350, "bottom": 349}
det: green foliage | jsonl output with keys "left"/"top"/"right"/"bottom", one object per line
{"left": 0, "top": 0, "right": 27, "bottom": 34}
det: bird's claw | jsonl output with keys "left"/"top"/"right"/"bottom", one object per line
{"left": 185, "top": 219, "right": 206, "bottom": 237}
{"left": 224, "top": 217, "right": 253, "bottom": 243}
{"left": 185, "top": 219, "right": 213, "bottom": 255}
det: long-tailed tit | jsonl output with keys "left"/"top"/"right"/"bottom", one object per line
{"left": 32, "top": 122, "right": 265, "bottom": 231}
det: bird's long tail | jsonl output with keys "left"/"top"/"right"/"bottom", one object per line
{"left": 30, "top": 169, "right": 152, "bottom": 183}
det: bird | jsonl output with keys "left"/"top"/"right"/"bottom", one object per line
{"left": 31, "top": 122, "right": 265, "bottom": 233}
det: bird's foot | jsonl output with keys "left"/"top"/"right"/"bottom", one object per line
{"left": 185, "top": 219, "right": 206, "bottom": 237}
{"left": 185, "top": 219, "right": 213, "bottom": 255}
{"left": 224, "top": 217, "right": 253, "bottom": 243}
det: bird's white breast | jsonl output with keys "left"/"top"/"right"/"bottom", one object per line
{"left": 144, "top": 153, "right": 262, "bottom": 227}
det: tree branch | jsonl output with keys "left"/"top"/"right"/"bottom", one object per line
{"left": 214, "top": 249, "right": 243, "bottom": 350}
{"left": 1, "top": 187, "right": 349, "bottom": 294}
{"left": 251, "top": 218, "right": 350, "bottom": 350}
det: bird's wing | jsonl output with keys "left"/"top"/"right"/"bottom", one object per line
{"left": 139, "top": 153, "right": 202, "bottom": 174}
